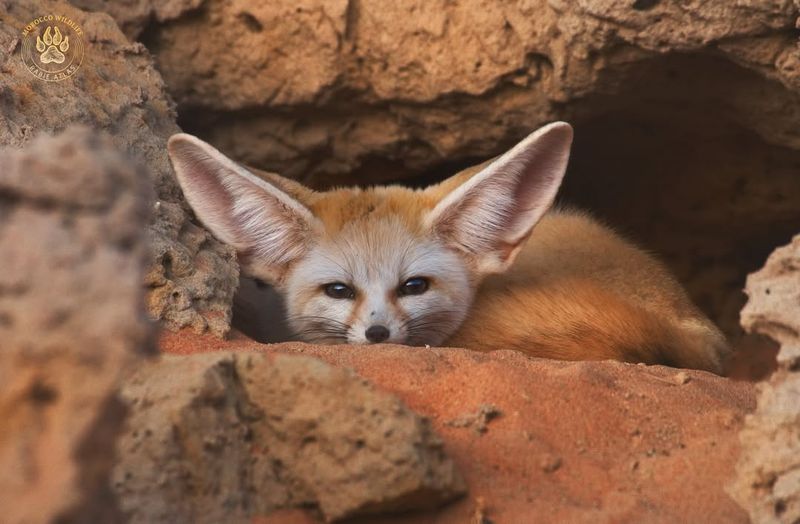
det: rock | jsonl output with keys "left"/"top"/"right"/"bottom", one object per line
{"left": 0, "top": 0, "right": 238, "bottom": 337}
{"left": 162, "top": 332, "right": 756, "bottom": 523}
{"left": 0, "top": 127, "right": 152, "bottom": 523}
{"left": 70, "top": 0, "right": 204, "bottom": 40}
{"left": 82, "top": 0, "right": 800, "bottom": 184}
{"left": 739, "top": 235, "right": 800, "bottom": 366}
{"left": 730, "top": 235, "right": 800, "bottom": 523}
{"left": 113, "top": 351, "right": 465, "bottom": 523}
{"left": 446, "top": 404, "right": 502, "bottom": 435}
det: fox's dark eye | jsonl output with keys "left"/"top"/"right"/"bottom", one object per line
{"left": 399, "top": 277, "right": 429, "bottom": 296}
{"left": 324, "top": 282, "right": 355, "bottom": 300}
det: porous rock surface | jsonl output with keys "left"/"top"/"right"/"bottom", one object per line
{"left": 70, "top": 0, "right": 203, "bottom": 40}
{"left": 92, "top": 0, "right": 800, "bottom": 185}
{"left": 730, "top": 235, "right": 800, "bottom": 523}
{"left": 0, "top": 127, "right": 152, "bottom": 523}
{"left": 163, "top": 333, "right": 757, "bottom": 523}
{"left": 0, "top": 0, "right": 238, "bottom": 336}
{"left": 113, "top": 351, "right": 465, "bottom": 523}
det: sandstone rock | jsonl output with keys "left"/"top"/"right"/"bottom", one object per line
{"left": 162, "top": 333, "right": 756, "bottom": 523}
{"left": 0, "top": 127, "right": 152, "bottom": 523}
{"left": 0, "top": 0, "right": 238, "bottom": 337}
{"left": 730, "top": 235, "right": 800, "bottom": 523}
{"left": 113, "top": 351, "right": 465, "bottom": 523}
{"left": 70, "top": 0, "right": 204, "bottom": 40}
{"left": 87, "top": 0, "right": 800, "bottom": 183}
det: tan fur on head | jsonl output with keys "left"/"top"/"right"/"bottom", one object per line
{"left": 167, "top": 122, "right": 729, "bottom": 373}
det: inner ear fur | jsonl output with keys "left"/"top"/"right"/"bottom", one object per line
{"left": 167, "top": 133, "right": 320, "bottom": 283}
{"left": 424, "top": 122, "right": 573, "bottom": 274}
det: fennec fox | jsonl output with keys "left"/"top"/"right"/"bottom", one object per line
{"left": 168, "top": 122, "right": 729, "bottom": 373}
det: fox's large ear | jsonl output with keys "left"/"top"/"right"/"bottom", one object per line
{"left": 425, "top": 122, "right": 573, "bottom": 274}
{"left": 167, "top": 133, "right": 319, "bottom": 283}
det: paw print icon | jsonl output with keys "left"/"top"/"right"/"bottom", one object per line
{"left": 36, "top": 26, "right": 69, "bottom": 64}
{"left": 21, "top": 15, "right": 85, "bottom": 81}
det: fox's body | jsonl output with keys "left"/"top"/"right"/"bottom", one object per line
{"left": 449, "top": 210, "right": 728, "bottom": 370}
{"left": 168, "top": 122, "right": 730, "bottom": 373}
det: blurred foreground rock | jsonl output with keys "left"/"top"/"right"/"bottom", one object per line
{"left": 114, "top": 352, "right": 465, "bottom": 523}
{"left": 0, "top": 127, "right": 152, "bottom": 523}
{"left": 163, "top": 333, "right": 756, "bottom": 523}
{"left": 0, "top": 0, "right": 238, "bottom": 336}
{"left": 730, "top": 235, "right": 800, "bottom": 523}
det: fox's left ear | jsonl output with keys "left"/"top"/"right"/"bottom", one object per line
{"left": 167, "top": 133, "right": 319, "bottom": 284}
{"left": 425, "top": 122, "right": 573, "bottom": 274}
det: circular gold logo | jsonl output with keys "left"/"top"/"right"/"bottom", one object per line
{"left": 21, "top": 15, "right": 84, "bottom": 82}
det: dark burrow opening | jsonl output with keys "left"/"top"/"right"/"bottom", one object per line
{"left": 558, "top": 52, "right": 800, "bottom": 378}
{"left": 562, "top": 114, "right": 793, "bottom": 379}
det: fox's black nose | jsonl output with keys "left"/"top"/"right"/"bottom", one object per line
{"left": 365, "top": 325, "right": 390, "bottom": 343}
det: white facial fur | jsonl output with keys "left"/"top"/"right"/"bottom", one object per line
{"left": 284, "top": 216, "right": 473, "bottom": 345}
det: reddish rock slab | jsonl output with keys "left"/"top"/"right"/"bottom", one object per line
{"left": 162, "top": 331, "right": 755, "bottom": 523}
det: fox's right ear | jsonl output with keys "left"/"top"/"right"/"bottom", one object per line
{"left": 167, "top": 133, "right": 319, "bottom": 283}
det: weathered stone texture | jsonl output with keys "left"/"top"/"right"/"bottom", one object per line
{"left": 162, "top": 335, "right": 758, "bottom": 523}
{"left": 0, "top": 0, "right": 238, "bottom": 337}
{"left": 113, "top": 352, "right": 465, "bottom": 523}
{"left": 0, "top": 127, "right": 152, "bottom": 524}
{"left": 70, "top": 0, "right": 204, "bottom": 40}
{"left": 730, "top": 235, "right": 800, "bottom": 523}
{"left": 87, "top": 0, "right": 800, "bottom": 185}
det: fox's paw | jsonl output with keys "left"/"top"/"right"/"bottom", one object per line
{"left": 36, "top": 26, "right": 68, "bottom": 64}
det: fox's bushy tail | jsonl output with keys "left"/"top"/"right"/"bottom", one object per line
{"left": 451, "top": 279, "right": 730, "bottom": 374}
